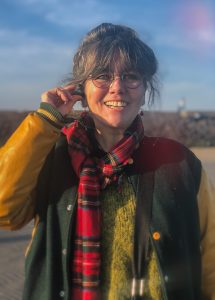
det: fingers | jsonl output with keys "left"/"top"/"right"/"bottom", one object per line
{"left": 55, "top": 87, "right": 72, "bottom": 104}
{"left": 41, "top": 85, "right": 84, "bottom": 116}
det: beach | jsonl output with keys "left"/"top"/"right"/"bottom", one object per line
{"left": 0, "top": 147, "right": 214, "bottom": 300}
{"left": 191, "top": 147, "right": 215, "bottom": 184}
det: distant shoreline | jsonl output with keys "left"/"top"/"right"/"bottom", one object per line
{"left": 0, "top": 110, "right": 215, "bottom": 148}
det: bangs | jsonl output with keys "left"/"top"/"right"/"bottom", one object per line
{"left": 86, "top": 38, "right": 144, "bottom": 76}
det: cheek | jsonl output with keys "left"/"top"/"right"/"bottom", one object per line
{"left": 84, "top": 83, "right": 104, "bottom": 108}
{"left": 135, "top": 89, "right": 145, "bottom": 107}
{"left": 84, "top": 84, "right": 93, "bottom": 104}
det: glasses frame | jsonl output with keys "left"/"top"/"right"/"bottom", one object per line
{"left": 88, "top": 73, "right": 144, "bottom": 89}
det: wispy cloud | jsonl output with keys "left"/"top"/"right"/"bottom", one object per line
{"left": 154, "top": 29, "right": 215, "bottom": 60}
{"left": 0, "top": 28, "right": 74, "bottom": 75}
{"left": 0, "top": 27, "right": 75, "bottom": 109}
{"left": 12, "top": 0, "right": 121, "bottom": 28}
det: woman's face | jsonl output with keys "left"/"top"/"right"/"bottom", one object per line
{"left": 84, "top": 71, "right": 146, "bottom": 133}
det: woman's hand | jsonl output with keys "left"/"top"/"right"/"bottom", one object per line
{"left": 41, "top": 85, "right": 84, "bottom": 116}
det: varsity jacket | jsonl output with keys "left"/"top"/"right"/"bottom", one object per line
{"left": 0, "top": 112, "right": 215, "bottom": 300}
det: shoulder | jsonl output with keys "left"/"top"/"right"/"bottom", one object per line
{"left": 140, "top": 136, "right": 188, "bottom": 156}
{"left": 133, "top": 136, "right": 201, "bottom": 174}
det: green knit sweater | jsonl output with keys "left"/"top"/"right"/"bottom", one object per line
{"left": 100, "top": 177, "right": 163, "bottom": 300}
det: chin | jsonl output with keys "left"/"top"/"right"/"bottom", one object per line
{"left": 92, "top": 112, "right": 135, "bottom": 131}
{"left": 105, "top": 117, "right": 133, "bottom": 131}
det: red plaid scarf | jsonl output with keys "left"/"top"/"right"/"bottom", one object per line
{"left": 63, "top": 113, "right": 144, "bottom": 300}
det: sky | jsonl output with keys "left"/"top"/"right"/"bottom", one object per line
{"left": 0, "top": 0, "right": 215, "bottom": 112}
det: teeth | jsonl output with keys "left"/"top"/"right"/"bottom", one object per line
{"left": 105, "top": 101, "right": 127, "bottom": 107}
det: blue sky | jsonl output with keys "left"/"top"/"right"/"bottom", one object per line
{"left": 0, "top": 0, "right": 215, "bottom": 111}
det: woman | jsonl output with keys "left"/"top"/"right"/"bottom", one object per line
{"left": 0, "top": 23, "right": 214, "bottom": 300}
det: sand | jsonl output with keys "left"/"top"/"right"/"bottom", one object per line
{"left": 191, "top": 147, "right": 215, "bottom": 185}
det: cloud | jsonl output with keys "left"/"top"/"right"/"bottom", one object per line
{"left": 197, "top": 29, "right": 215, "bottom": 44}
{"left": 12, "top": 0, "right": 121, "bottom": 28}
{"left": 0, "top": 27, "right": 76, "bottom": 109}
{"left": 0, "top": 28, "right": 74, "bottom": 77}
{"left": 154, "top": 29, "right": 215, "bottom": 60}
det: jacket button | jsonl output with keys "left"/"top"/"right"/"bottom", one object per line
{"left": 153, "top": 231, "right": 161, "bottom": 240}
{"left": 59, "top": 290, "right": 65, "bottom": 297}
{"left": 67, "top": 204, "right": 73, "bottom": 211}
{"left": 62, "top": 248, "right": 67, "bottom": 255}
{"left": 127, "top": 158, "right": 134, "bottom": 165}
{"left": 164, "top": 275, "right": 169, "bottom": 282}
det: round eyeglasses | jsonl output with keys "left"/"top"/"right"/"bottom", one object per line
{"left": 89, "top": 73, "right": 143, "bottom": 89}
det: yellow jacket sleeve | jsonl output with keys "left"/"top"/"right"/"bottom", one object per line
{"left": 198, "top": 169, "right": 215, "bottom": 300}
{"left": 0, "top": 112, "right": 61, "bottom": 230}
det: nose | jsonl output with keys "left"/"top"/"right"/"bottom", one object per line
{"left": 109, "top": 76, "right": 125, "bottom": 93}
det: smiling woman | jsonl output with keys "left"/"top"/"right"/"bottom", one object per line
{"left": 63, "top": 23, "right": 158, "bottom": 150}
{"left": 0, "top": 23, "right": 215, "bottom": 300}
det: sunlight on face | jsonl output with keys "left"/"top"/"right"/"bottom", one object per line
{"left": 84, "top": 74, "right": 145, "bottom": 133}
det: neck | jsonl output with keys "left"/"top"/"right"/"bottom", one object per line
{"left": 95, "top": 126, "right": 124, "bottom": 152}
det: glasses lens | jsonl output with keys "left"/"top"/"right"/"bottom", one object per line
{"left": 123, "top": 73, "right": 142, "bottom": 89}
{"left": 91, "top": 73, "right": 143, "bottom": 89}
{"left": 92, "top": 74, "right": 112, "bottom": 88}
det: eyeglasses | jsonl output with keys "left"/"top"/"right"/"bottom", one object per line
{"left": 89, "top": 73, "right": 143, "bottom": 89}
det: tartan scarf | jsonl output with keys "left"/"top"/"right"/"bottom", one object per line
{"left": 63, "top": 113, "right": 144, "bottom": 300}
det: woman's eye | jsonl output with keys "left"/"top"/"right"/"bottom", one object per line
{"left": 96, "top": 74, "right": 111, "bottom": 81}
{"left": 125, "top": 73, "right": 139, "bottom": 80}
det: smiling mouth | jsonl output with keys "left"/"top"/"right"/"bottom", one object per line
{"left": 104, "top": 101, "right": 127, "bottom": 109}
